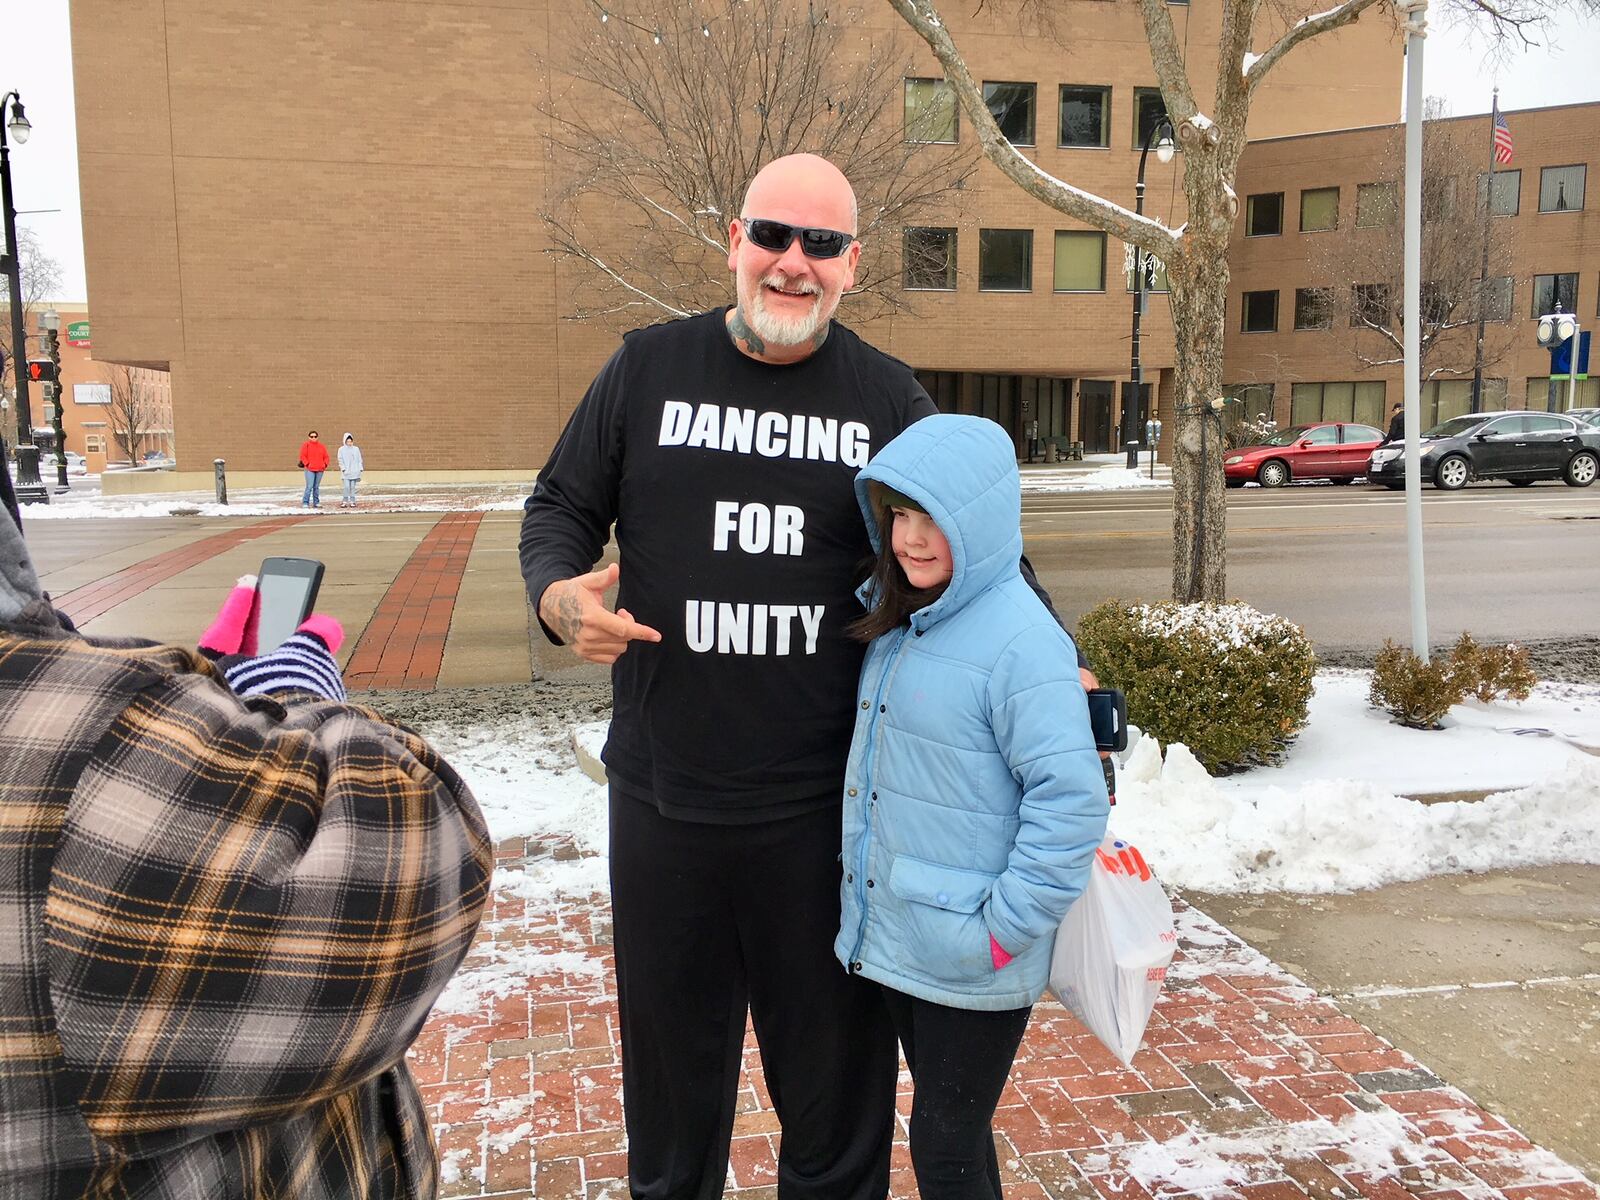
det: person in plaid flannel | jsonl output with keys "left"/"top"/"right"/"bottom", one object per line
{"left": 0, "top": 467, "right": 494, "bottom": 1199}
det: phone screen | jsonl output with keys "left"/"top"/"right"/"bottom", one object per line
{"left": 256, "top": 571, "right": 317, "bottom": 652}
{"left": 1086, "top": 690, "right": 1124, "bottom": 752}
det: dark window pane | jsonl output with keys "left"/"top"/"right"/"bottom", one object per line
{"left": 984, "top": 81, "right": 1036, "bottom": 146}
{"left": 1133, "top": 88, "right": 1168, "bottom": 149}
{"left": 1352, "top": 283, "right": 1393, "bottom": 327}
{"left": 1242, "top": 289, "right": 1278, "bottom": 333}
{"left": 1479, "top": 276, "right": 1512, "bottom": 322}
{"left": 1532, "top": 273, "right": 1578, "bottom": 316}
{"left": 903, "top": 227, "right": 957, "bottom": 290}
{"left": 1059, "top": 85, "right": 1110, "bottom": 148}
{"left": 979, "top": 229, "right": 1033, "bottom": 291}
{"left": 1293, "top": 287, "right": 1332, "bottom": 330}
{"left": 1246, "top": 193, "right": 1283, "bottom": 237}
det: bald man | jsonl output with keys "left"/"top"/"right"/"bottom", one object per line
{"left": 520, "top": 154, "right": 910, "bottom": 1199}
{"left": 521, "top": 155, "right": 1080, "bottom": 1199}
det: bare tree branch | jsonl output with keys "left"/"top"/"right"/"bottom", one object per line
{"left": 1246, "top": 0, "right": 1389, "bottom": 95}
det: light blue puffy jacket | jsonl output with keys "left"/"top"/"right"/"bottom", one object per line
{"left": 834, "top": 414, "right": 1109, "bottom": 1010}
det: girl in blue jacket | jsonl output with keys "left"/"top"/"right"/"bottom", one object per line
{"left": 835, "top": 413, "right": 1109, "bottom": 1200}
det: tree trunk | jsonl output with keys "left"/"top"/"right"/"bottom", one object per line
{"left": 1167, "top": 218, "right": 1230, "bottom": 602}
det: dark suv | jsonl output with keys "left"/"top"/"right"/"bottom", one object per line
{"left": 1366, "top": 410, "right": 1600, "bottom": 490}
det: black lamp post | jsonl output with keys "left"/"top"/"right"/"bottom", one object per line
{"left": 1125, "top": 117, "right": 1175, "bottom": 469}
{"left": 1, "top": 89, "right": 45, "bottom": 504}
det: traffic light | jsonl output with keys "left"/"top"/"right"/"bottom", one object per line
{"left": 25, "top": 358, "right": 58, "bottom": 384}
{"left": 1536, "top": 311, "right": 1577, "bottom": 349}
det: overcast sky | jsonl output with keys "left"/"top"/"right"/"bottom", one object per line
{"left": 4, "top": 2, "right": 1597, "bottom": 304}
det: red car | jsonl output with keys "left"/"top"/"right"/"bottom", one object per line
{"left": 1224, "top": 421, "right": 1386, "bottom": 487}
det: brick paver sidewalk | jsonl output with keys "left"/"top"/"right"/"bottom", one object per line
{"left": 409, "top": 835, "right": 1598, "bottom": 1200}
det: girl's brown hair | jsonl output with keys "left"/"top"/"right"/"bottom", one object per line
{"left": 846, "top": 492, "right": 951, "bottom": 643}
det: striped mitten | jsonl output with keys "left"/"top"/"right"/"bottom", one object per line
{"left": 222, "top": 616, "right": 347, "bottom": 701}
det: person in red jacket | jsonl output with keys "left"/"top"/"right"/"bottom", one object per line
{"left": 298, "top": 429, "right": 331, "bottom": 508}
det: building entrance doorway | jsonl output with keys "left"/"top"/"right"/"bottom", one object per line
{"left": 1079, "top": 380, "right": 1115, "bottom": 452}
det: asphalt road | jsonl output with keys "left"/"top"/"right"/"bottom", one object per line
{"left": 1022, "top": 482, "right": 1600, "bottom": 654}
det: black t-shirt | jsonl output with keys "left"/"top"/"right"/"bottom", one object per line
{"left": 520, "top": 309, "right": 936, "bottom": 823}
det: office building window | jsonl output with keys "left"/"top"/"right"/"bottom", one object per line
{"left": 1053, "top": 230, "right": 1106, "bottom": 292}
{"left": 1527, "top": 376, "right": 1600, "bottom": 411}
{"left": 1241, "top": 290, "right": 1279, "bottom": 333}
{"left": 983, "top": 81, "right": 1036, "bottom": 146}
{"left": 1352, "top": 283, "right": 1394, "bottom": 327}
{"left": 1133, "top": 87, "right": 1168, "bottom": 149}
{"left": 1477, "top": 169, "right": 1519, "bottom": 216}
{"left": 979, "top": 229, "right": 1032, "bottom": 291}
{"left": 1539, "top": 165, "right": 1586, "bottom": 213}
{"left": 1356, "top": 182, "right": 1398, "bottom": 228}
{"left": 1223, "top": 383, "right": 1275, "bottom": 429}
{"left": 1245, "top": 192, "right": 1283, "bottom": 237}
{"left": 1058, "top": 85, "right": 1110, "bottom": 148}
{"left": 1423, "top": 175, "right": 1457, "bottom": 220}
{"left": 1123, "top": 246, "right": 1169, "bottom": 293}
{"left": 904, "top": 78, "right": 957, "bottom": 143}
{"left": 915, "top": 370, "right": 962, "bottom": 412}
{"left": 1300, "top": 187, "right": 1340, "bottom": 232}
{"left": 1293, "top": 287, "right": 1334, "bottom": 330}
{"left": 1531, "top": 273, "right": 1578, "bottom": 317}
{"left": 903, "top": 227, "right": 957, "bottom": 290}
{"left": 1291, "top": 381, "right": 1386, "bottom": 426}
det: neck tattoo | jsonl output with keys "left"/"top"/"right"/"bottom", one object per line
{"left": 727, "top": 307, "right": 766, "bottom": 357}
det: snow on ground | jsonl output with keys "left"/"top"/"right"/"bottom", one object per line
{"left": 414, "top": 671, "right": 1600, "bottom": 906}
{"left": 1111, "top": 671, "right": 1600, "bottom": 894}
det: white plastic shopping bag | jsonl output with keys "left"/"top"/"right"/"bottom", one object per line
{"left": 1048, "top": 833, "right": 1177, "bottom": 1066}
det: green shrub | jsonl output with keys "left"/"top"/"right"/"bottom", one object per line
{"left": 1369, "top": 641, "right": 1460, "bottom": 729}
{"left": 1369, "top": 634, "right": 1538, "bottom": 728}
{"left": 1077, "top": 599, "right": 1317, "bottom": 774}
{"left": 1449, "top": 633, "right": 1536, "bottom": 704}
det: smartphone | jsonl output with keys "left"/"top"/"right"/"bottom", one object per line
{"left": 1086, "top": 688, "right": 1128, "bottom": 753}
{"left": 255, "top": 557, "right": 325, "bottom": 652}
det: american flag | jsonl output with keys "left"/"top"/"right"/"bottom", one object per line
{"left": 1492, "top": 105, "right": 1514, "bottom": 164}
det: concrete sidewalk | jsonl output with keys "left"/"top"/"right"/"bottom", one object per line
{"left": 410, "top": 830, "right": 1598, "bottom": 1200}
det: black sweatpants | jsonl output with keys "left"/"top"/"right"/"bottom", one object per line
{"left": 608, "top": 788, "right": 899, "bottom": 1200}
{"left": 879, "top": 987, "right": 1033, "bottom": 1200}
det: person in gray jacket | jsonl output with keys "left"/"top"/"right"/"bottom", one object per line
{"left": 337, "top": 432, "right": 365, "bottom": 508}
{"left": 836, "top": 414, "right": 1109, "bottom": 1200}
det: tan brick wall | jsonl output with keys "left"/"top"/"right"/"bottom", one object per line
{"left": 70, "top": 1, "right": 1403, "bottom": 471}
{"left": 1226, "top": 102, "right": 1600, "bottom": 425}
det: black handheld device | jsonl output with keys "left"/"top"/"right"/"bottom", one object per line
{"left": 1086, "top": 687, "right": 1128, "bottom": 753}
{"left": 255, "top": 557, "right": 325, "bottom": 652}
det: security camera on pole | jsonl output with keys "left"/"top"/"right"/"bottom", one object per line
{"left": 1536, "top": 307, "right": 1587, "bottom": 414}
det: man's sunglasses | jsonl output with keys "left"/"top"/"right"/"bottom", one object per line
{"left": 742, "top": 218, "right": 855, "bottom": 260}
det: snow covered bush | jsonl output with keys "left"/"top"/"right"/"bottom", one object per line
{"left": 1370, "top": 634, "right": 1537, "bottom": 728}
{"left": 1077, "top": 600, "right": 1316, "bottom": 773}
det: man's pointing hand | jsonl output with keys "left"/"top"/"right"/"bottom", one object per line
{"left": 539, "top": 563, "right": 663, "bottom": 664}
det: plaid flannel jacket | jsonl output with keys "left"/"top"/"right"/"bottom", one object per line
{"left": 0, "top": 622, "right": 493, "bottom": 1199}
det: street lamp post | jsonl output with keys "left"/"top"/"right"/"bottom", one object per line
{"left": 0, "top": 89, "right": 45, "bottom": 504}
{"left": 1126, "top": 118, "right": 1175, "bottom": 469}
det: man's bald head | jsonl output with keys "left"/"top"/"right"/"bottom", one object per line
{"left": 740, "top": 153, "right": 859, "bottom": 235}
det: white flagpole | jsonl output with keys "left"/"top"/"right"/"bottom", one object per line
{"left": 1400, "top": 0, "right": 1430, "bottom": 659}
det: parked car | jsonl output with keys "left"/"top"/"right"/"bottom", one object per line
{"left": 62, "top": 451, "right": 88, "bottom": 476}
{"left": 1224, "top": 421, "right": 1386, "bottom": 487}
{"left": 1565, "top": 407, "right": 1600, "bottom": 429}
{"left": 1366, "top": 410, "right": 1600, "bottom": 490}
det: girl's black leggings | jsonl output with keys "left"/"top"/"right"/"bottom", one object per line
{"left": 878, "top": 986, "right": 1033, "bottom": 1200}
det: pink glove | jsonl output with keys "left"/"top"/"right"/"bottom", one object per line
{"left": 200, "top": 575, "right": 262, "bottom": 657}
{"left": 295, "top": 613, "right": 344, "bottom": 655}
{"left": 989, "top": 934, "right": 1013, "bottom": 970}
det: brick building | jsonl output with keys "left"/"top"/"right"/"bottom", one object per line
{"left": 1225, "top": 101, "right": 1600, "bottom": 436}
{"left": 68, "top": 1, "right": 1403, "bottom": 486}
{"left": 1, "top": 301, "right": 174, "bottom": 470}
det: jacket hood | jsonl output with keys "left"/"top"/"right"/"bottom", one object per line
{"left": 0, "top": 508, "right": 58, "bottom": 628}
{"left": 855, "top": 414, "right": 1021, "bottom": 629}
{"left": 342, "top": 432, "right": 353, "bottom": 442}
